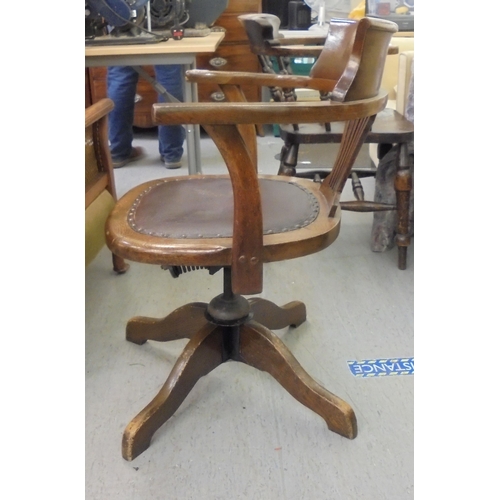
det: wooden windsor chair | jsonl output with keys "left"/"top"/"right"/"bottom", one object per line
{"left": 236, "top": 13, "right": 413, "bottom": 269}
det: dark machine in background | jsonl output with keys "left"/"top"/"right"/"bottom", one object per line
{"left": 262, "top": 0, "right": 292, "bottom": 28}
{"left": 85, "top": 0, "right": 229, "bottom": 43}
{"left": 261, "top": 0, "right": 312, "bottom": 29}
{"left": 85, "top": 0, "right": 263, "bottom": 129}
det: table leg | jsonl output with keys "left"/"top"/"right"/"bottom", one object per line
{"left": 183, "top": 63, "right": 202, "bottom": 174}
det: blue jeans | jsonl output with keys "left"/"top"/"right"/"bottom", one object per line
{"left": 106, "top": 65, "right": 185, "bottom": 162}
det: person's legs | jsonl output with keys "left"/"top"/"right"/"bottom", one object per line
{"left": 107, "top": 66, "right": 142, "bottom": 164}
{"left": 154, "top": 65, "right": 186, "bottom": 166}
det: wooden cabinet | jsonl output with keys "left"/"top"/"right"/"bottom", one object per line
{"left": 87, "top": 0, "right": 262, "bottom": 128}
{"left": 196, "top": 0, "right": 262, "bottom": 104}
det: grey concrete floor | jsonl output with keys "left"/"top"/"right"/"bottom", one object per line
{"left": 86, "top": 127, "right": 414, "bottom": 499}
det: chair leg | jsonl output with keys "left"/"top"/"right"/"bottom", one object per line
{"left": 248, "top": 298, "right": 306, "bottom": 329}
{"left": 122, "top": 272, "right": 354, "bottom": 461}
{"left": 238, "top": 321, "right": 357, "bottom": 439}
{"left": 122, "top": 323, "right": 224, "bottom": 461}
{"left": 126, "top": 302, "right": 208, "bottom": 345}
{"left": 350, "top": 171, "right": 365, "bottom": 201}
{"left": 112, "top": 254, "right": 129, "bottom": 274}
{"left": 278, "top": 142, "right": 299, "bottom": 176}
{"left": 394, "top": 142, "right": 412, "bottom": 270}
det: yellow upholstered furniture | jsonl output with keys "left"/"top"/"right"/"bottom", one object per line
{"left": 86, "top": 190, "right": 116, "bottom": 266}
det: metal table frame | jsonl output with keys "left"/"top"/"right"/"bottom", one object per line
{"left": 85, "top": 32, "right": 225, "bottom": 174}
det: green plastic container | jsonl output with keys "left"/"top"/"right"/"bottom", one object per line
{"left": 271, "top": 57, "right": 316, "bottom": 76}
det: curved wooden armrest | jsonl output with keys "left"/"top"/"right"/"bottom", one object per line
{"left": 152, "top": 92, "right": 387, "bottom": 127}
{"left": 85, "top": 98, "right": 114, "bottom": 128}
{"left": 186, "top": 69, "right": 337, "bottom": 92}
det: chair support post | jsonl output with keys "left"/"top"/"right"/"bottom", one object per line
{"left": 206, "top": 268, "right": 252, "bottom": 328}
{"left": 223, "top": 266, "right": 234, "bottom": 300}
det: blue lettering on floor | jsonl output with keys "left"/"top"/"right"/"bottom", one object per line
{"left": 347, "top": 358, "right": 414, "bottom": 377}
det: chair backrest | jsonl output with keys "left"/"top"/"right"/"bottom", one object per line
{"left": 239, "top": 14, "right": 397, "bottom": 106}
{"left": 308, "top": 18, "right": 358, "bottom": 82}
{"left": 319, "top": 17, "right": 398, "bottom": 202}
{"left": 336, "top": 17, "right": 398, "bottom": 102}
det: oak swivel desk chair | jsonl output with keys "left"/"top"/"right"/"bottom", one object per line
{"left": 85, "top": 97, "right": 128, "bottom": 273}
{"left": 105, "top": 17, "right": 396, "bottom": 461}
{"left": 238, "top": 14, "right": 413, "bottom": 270}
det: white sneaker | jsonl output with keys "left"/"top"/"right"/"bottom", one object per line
{"left": 162, "top": 157, "right": 182, "bottom": 169}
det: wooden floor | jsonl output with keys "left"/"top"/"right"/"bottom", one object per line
{"left": 86, "top": 128, "right": 414, "bottom": 499}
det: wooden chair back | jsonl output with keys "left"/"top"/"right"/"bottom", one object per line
{"left": 239, "top": 14, "right": 397, "bottom": 105}
{"left": 308, "top": 18, "right": 358, "bottom": 83}
{"left": 338, "top": 17, "right": 398, "bottom": 102}
{"left": 319, "top": 17, "right": 398, "bottom": 202}
{"left": 85, "top": 98, "right": 117, "bottom": 209}
{"left": 85, "top": 94, "right": 128, "bottom": 272}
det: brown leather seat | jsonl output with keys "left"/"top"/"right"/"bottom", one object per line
{"left": 109, "top": 174, "right": 336, "bottom": 267}
{"left": 128, "top": 176, "right": 322, "bottom": 237}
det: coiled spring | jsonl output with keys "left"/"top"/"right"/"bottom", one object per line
{"left": 162, "top": 265, "right": 221, "bottom": 278}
